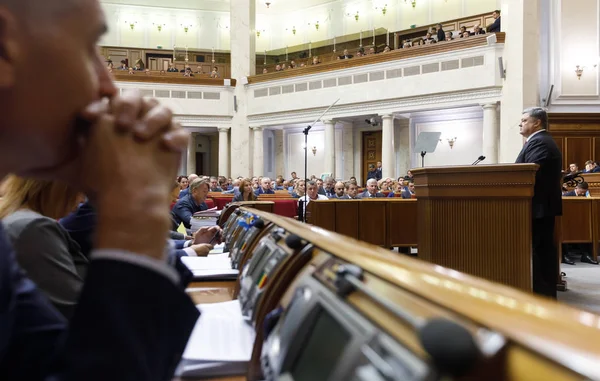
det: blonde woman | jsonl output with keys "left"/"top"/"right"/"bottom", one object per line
{"left": 0, "top": 176, "right": 86, "bottom": 320}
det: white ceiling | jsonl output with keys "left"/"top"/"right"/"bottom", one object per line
{"left": 100, "top": 0, "right": 338, "bottom": 14}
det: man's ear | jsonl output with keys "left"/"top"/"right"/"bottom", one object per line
{"left": 0, "top": 8, "right": 19, "bottom": 88}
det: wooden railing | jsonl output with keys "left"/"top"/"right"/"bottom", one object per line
{"left": 111, "top": 70, "right": 236, "bottom": 86}
{"left": 248, "top": 33, "right": 504, "bottom": 84}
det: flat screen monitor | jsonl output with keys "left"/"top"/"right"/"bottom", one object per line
{"left": 288, "top": 308, "right": 351, "bottom": 381}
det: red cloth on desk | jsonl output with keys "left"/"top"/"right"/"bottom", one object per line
{"left": 272, "top": 199, "right": 297, "bottom": 218}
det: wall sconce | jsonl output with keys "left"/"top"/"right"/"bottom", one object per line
{"left": 405, "top": 0, "right": 417, "bottom": 8}
{"left": 153, "top": 23, "right": 166, "bottom": 32}
{"left": 355, "top": 11, "right": 360, "bottom": 21}
{"left": 575, "top": 65, "right": 584, "bottom": 80}
{"left": 264, "top": 1, "right": 272, "bottom": 8}
{"left": 124, "top": 21, "right": 137, "bottom": 30}
{"left": 315, "top": 21, "right": 320, "bottom": 31}
{"left": 311, "top": 146, "right": 317, "bottom": 156}
{"left": 181, "top": 24, "right": 193, "bottom": 33}
{"left": 446, "top": 137, "right": 458, "bottom": 149}
{"left": 382, "top": 5, "right": 388, "bottom": 15}
{"left": 292, "top": 26, "right": 296, "bottom": 34}
{"left": 256, "top": 29, "right": 264, "bottom": 37}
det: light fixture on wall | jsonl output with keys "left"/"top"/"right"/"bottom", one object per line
{"left": 315, "top": 21, "right": 320, "bottom": 30}
{"left": 256, "top": 29, "right": 265, "bottom": 37}
{"left": 405, "top": 0, "right": 417, "bottom": 8}
{"left": 311, "top": 146, "right": 317, "bottom": 156}
{"left": 264, "top": 1, "right": 272, "bottom": 8}
{"left": 153, "top": 23, "right": 166, "bottom": 32}
{"left": 181, "top": 24, "right": 193, "bottom": 33}
{"left": 124, "top": 20, "right": 137, "bottom": 30}
{"left": 440, "top": 137, "right": 458, "bottom": 149}
{"left": 575, "top": 65, "right": 584, "bottom": 80}
{"left": 355, "top": 11, "right": 360, "bottom": 21}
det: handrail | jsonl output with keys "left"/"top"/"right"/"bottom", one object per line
{"left": 248, "top": 33, "right": 504, "bottom": 84}
{"left": 111, "top": 71, "right": 236, "bottom": 87}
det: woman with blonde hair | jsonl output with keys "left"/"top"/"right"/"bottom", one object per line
{"left": 0, "top": 175, "right": 86, "bottom": 320}
{"left": 233, "top": 179, "right": 257, "bottom": 202}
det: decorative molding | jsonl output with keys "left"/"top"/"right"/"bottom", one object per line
{"left": 175, "top": 114, "right": 232, "bottom": 128}
{"left": 248, "top": 88, "right": 502, "bottom": 126}
{"left": 218, "top": 127, "right": 231, "bottom": 132}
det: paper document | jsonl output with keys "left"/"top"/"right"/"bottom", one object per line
{"left": 176, "top": 301, "right": 255, "bottom": 378}
{"left": 181, "top": 256, "right": 238, "bottom": 280}
{"left": 209, "top": 243, "right": 226, "bottom": 255}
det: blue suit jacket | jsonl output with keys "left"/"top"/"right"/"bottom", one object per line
{"left": 171, "top": 194, "right": 208, "bottom": 229}
{"left": 59, "top": 201, "right": 96, "bottom": 258}
{"left": 0, "top": 224, "right": 199, "bottom": 380}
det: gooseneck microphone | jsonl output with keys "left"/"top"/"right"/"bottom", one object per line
{"left": 471, "top": 155, "right": 486, "bottom": 165}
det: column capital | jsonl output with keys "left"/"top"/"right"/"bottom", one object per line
{"left": 322, "top": 119, "right": 335, "bottom": 125}
{"left": 380, "top": 114, "right": 395, "bottom": 120}
{"left": 481, "top": 102, "right": 499, "bottom": 110}
{"left": 218, "top": 127, "right": 230, "bottom": 133}
{"left": 251, "top": 126, "right": 264, "bottom": 131}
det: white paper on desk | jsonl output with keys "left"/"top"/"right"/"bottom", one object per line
{"left": 189, "top": 269, "right": 239, "bottom": 279}
{"left": 181, "top": 255, "right": 231, "bottom": 270}
{"left": 176, "top": 301, "right": 255, "bottom": 377}
{"left": 209, "top": 243, "right": 226, "bottom": 255}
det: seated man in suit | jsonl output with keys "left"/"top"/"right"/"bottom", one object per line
{"left": 172, "top": 178, "right": 209, "bottom": 229}
{"left": 563, "top": 182, "right": 590, "bottom": 197}
{"left": 584, "top": 160, "right": 600, "bottom": 173}
{"left": 329, "top": 181, "right": 346, "bottom": 199}
{"left": 358, "top": 178, "right": 386, "bottom": 198}
{"left": 339, "top": 49, "right": 353, "bottom": 59}
{"left": 209, "top": 176, "right": 222, "bottom": 192}
{"left": 340, "top": 182, "right": 360, "bottom": 199}
{"left": 298, "top": 180, "right": 329, "bottom": 216}
{"left": 487, "top": 9, "right": 501, "bottom": 33}
{"left": 402, "top": 182, "right": 416, "bottom": 199}
{"left": 0, "top": 0, "right": 200, "bottom": 377}
{"left": 254, "top": 177, "right": 275, "bottom": 196}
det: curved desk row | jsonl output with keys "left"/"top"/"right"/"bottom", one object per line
{"left": 182, "top": 203, "right": 600, "bottom": 381}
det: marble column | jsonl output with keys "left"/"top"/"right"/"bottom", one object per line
{"left": 218, "top": 128, "right": 230, "bottom": 177}
{"left": 341, "top": 122, "right": 354, "bottom": 180}
{"left": 499, "top": 0, "right": 540, "bottom": 162}
{"left": 273, "top": 130, "right": 284, "bottom": 177}
{"left": 482, "top": 103, "right": 500, "bottom": 164}
{"left": 186, "top": 132, "right": 196, "bottom": 175}
{"left": 229, "top": 0, "right": 256, "bottom": 177}
{"left": 381, "top": 114, "right": 395, "bottom": 179}
{"left": 323, "top": 120, "right": 335, "bottom": 176}
{"left": 253, "top": 127, "right": 264, "bottom": 176}
{"left": 395, "top": 117, "right": 411, "bottom": 177}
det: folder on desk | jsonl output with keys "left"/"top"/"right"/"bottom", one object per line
{"left": 175, "top": 300, "right": 255, "bottom": 378}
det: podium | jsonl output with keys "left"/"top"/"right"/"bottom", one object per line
{"left": 411, "top": 164, "right": 538, "bottom": 291}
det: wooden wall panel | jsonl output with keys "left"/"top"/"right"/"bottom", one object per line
{"left": 311, "top": 202, "right": 335, "bottom": 232}
{"left": 561, "top": 199, "right": 593, "bottom": 242}
{"left": 595, "top": 137, "right": 600, "bottom": 162}
{"left": 565, "top": 137, "right": 593, "bottom": 170}
{"left": 358, "top": 201, "right": 387, "bottom": 246}
{"left": 335, "top": 202, "right": 359, "bottom": 239}
{"left": 386, "top": 200, "right": 418, "bottom": 247}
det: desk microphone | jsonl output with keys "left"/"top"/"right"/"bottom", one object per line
{"left": 471, "top": 155, "right": 486, "bottom": 165}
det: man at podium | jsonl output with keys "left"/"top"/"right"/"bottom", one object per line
{"left": 515, "top": 107, "right": 562, "bottom": 299}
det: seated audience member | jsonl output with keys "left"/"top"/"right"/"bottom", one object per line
{"left": 445, "top": 31, "right": 454, "bottom": 41}
{"left": 291, "top": 180, "right": 306, "bottom": 198}
{"left": 209, "top": 176, "right": 222, "bottom": 192}
{"left": 312, "top": 57, "right": 321, "bottom": 65}
{"left": 210, "top": 66, "right": 220, "bottom": 78}
{"left": 262, "top": 68, "right": 268, "bottom": 74}
{"left": 223, "top": 178, "right": 241, "bottom": 195}
{"left": 340, "top": 182, "right": 359, "bottom": 199}
{"left": 128, "top": 67, "right": 135, "bottom": 75}
{"left": 172, "top": 178, "right": 209, "bottom": 229}
{"left": 459, "top": 26, "right": 468, "bottom": 37}
{"left": 563, "top": 182, "right": 590, "bottom": 197}
{"left": 349, "top": 176, "right": 357, "bottom": 183}
{"left": 473, "top": 24, "right": 486, "bottom": 35}
{"left": 183, "top": 67, "right": 194, "bottom": 77}
{"left": 358, "top": 178, "right": 386, "bottom": 198}
{"left": 144, "top": 69, "right": 151, "bottom": 75}
{"left": 368, "top": 47, "right": 376, "bottom": 55}
{"left": 255, "top": 177, "right": 275, "bottom": 196}
{"left": 275, "top": 64, "right": 282, "bottom": 71}
{"left": 568, "top": 163, "right": 579, "bottom": 173}
{"left": 133, "top": 63, "right": 142, "bottom": 71}
{"left": 584, "top": 160, "right": 600, "bottom": 173}
{"left": 179, "top": 174, "right": 198, "bottom": 198}
{"left": 461, "top": 31, "right": 470, "bottom": 38}
{"left": 487, "top": 9, "right": 501, "bottom": 33}
{"left": 402, "top": 182, "right": 416, "bottom": 199}
{"left": 233, "top": 179, "right": 257, "bottom": 202}
{"left": 251, "top": 176, "right": 260, "bottom": 191}
{"left": 300, "top": 62, "right": 306, "bottom": 67}
{"left": 378, "top": 179, "right": 390, "bottom": 192}
{"left": 387, "top": 182, "right": 401, "bottom": 197}
{"left": 118, "top": 59, "right": 128, "bottom": 70}
{"left": 281, "top": 64, "right": 287, "bottom": 70}
{"left": 356, "top": 51, "right": 363, "bottom": 57}
{"left": 423, "top": 32, "right": 436, "bottom": 44}
{"left": 159, "top": 70, "right": 166, "bottom": 75}
{"left": 329, "top": 181, "right": 346, "bottom": 199}
{"left": 167, "top": 64, "right": 179, "bottom": 72}
{"left": 320, "top": 176, "right": 335, "bottom": 197}
{"left": 340, "top": 49, "right": 353, "bottom": 59}
{"left": 0, "top": 177, "right": 86, "bottom": 320}
{"left": 382, "top": 45, "right": 391, "bottom": 53}
{"left": 316, "top": 178, "right": 325, "bottom": 193}
{"left": 405, "top": 170, "right": 414, "bottom": 181}
{"left": 274, "top": 178, "right": 285, "bottom": 190}
{"left": 298, "top": 180, "right": 329, "bottom": 215}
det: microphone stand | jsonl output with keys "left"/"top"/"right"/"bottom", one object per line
{"left": 303, "top": 98, "right": 340, "bottom": 223}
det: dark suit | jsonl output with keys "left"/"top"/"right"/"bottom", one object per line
{"left": 515, "top": 130, "right": 562, "bottom": 298}
{"left": 171, "top": 194, "right": 208, "bottom": 229}
{"left": 437, "top": 28, "right": 445, "bottom": 42}
{"left": 339, "top": 54, "right": 353, "bottom": 59}
{"left": 401, "top": 190, "right": 413, "bottom": 199}
{"left": 357, "top": 191, "right": 386, "bottom": 199}
{"left": 339, "top": 195, "right": 358, "bottom": 199}
{"left": 254, "top": 187, "right": 274, "bottom": 196}
{"left": 0, "top": 224, "right": 199, "bottom": 380}
{"left": 487, "top": 17, "right": 501, "bottom": 33}
{"left": 60, "top": 201, "right": 96, "bottom": 258}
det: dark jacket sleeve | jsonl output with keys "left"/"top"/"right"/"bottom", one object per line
{"left": 487, "top": 17, "right": 501, "bottom": 32}
{"left": 172, "top": 200, "right": 193, "bottom": 229}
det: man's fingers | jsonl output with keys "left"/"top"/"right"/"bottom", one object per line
{"left": 79, "top": 100, "right": 110, "bottom": 123}
{"left": 111, "top": 91, "right": 144, "bottom": 130}
{"left": 161, "top": 128, "right": 190, "bottom": 153}
{"left": 134, "top": 105, "right": 173, "bottom": 140}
